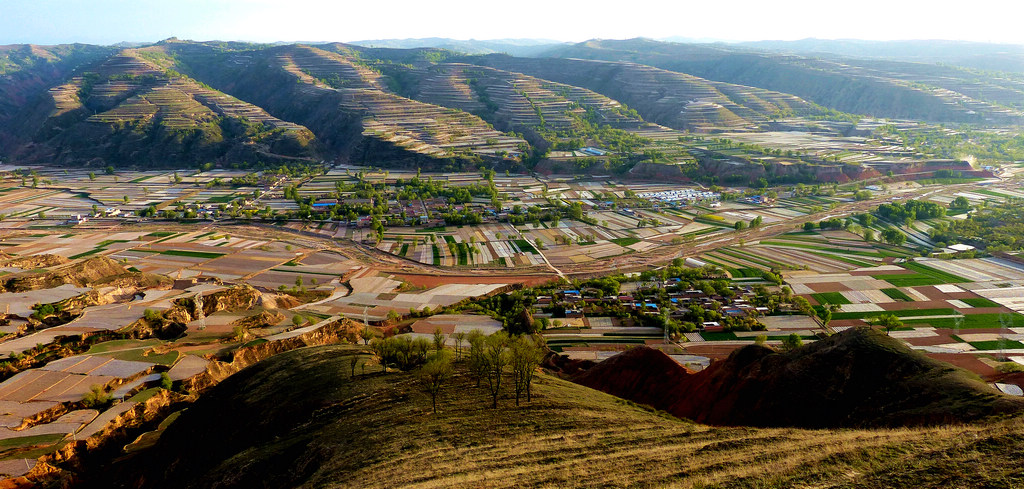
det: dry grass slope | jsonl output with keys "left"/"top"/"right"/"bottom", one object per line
{"left": 93, "top": 345, "right": 1024, "bottom": 489}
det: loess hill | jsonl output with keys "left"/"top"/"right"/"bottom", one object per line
{"left": 539, "top": 38, "right": 1024, "bottom": 124}
{"left": 5, "top": 38, "right": 1024, "bottom": 172}
{"left": 59, "top": 343, "right": 1024, "bottom": 489}
{"left": 575, "top": 327, "right": 1024, "bottom": 428}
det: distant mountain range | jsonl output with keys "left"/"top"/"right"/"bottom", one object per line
{"left": 348, "top": 37, "right": 568, "bottom": 56}
{"left": 2, "top": 37, "right": 1023, "bottom": 171}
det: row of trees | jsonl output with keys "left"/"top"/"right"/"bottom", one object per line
{"left": 367, "top": 330, "right": 545, "bottom": 413}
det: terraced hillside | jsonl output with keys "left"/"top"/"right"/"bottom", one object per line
{"left": 0, "top": 44, "right": 114, "bottom": 150}
{"left": 62, "top": 345, "right": 1024, "bottom": 489}
{"left": 539, "top": 38, "right": 1024, "bottom": 124}
{"left": 469, "top": 54, "right": 825, "bottom": 133}
{"left": 10, "top": 47, "right": 317, "bottom": 167}
{"left": 165, "top": 42, "right": 527, "bottom": 169}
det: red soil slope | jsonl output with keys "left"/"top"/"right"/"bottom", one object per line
{"left": 573, "top": 327, "right": 1024, "bottom": 428}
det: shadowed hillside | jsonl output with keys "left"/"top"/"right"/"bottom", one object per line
{"left": 0, "top": 44, "right": 114, "bottom": 151}
{"left": 574, "top": 327, "right": 1024, "bottom": 428}
{"left": 47, "top": 344, "right": 1024, "bottom": 489}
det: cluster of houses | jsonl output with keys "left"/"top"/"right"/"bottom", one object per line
{"left": 738, "top": 194, "right": 776, "bottom": 206}
{"left": 637, "top": 189, "right": 721, "bottom": 204}
{"left": 532, "top": 281, "right": 770, "bottom": 331}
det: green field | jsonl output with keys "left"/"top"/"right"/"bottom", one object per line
{"left": 205, "top": 194, "right": 236, "bottom": 203}
{"left": 873, "top": 261, "right": 971, "bottom": 287}
{"left": 881, "top": 288, "right": 914, "bottom": 302}
{"left": 811, "top": 292, "right": 852, "bottom": 305}
{"left": 961, "top": 297, "right": 1001, "bottom": 308}
{"left": 904, "top": 313, "right": 1024, "bottom": 330}
{"left": 829, "top": 308, "right": 955, "bottom": 321}
{"left": 514, "top": 239, "right": 537, "bottom": 254}
{"left": 968, "top": 340, "right": 1024, "bottom": 351}
{"left": 609, "top": 237, "right": 641, "bottom": 247}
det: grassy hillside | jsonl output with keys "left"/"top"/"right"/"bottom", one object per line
{"left": 66, "top": 344, "right": 1024, "bottom": 489}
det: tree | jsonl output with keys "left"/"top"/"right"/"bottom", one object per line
{"left": 734, "top": 220, "right": 746, "bottom": 231}
{"left": 781, "top": 333, "right": 803, "bottom": 351}
{"left": 881, "top": 228, "right": 906, "bottom": 246}
{"left": 420, "top": 351, "right": 453, "bottom": 414}
{"left": 818, "top": 307, "right": 832, "bottom": 328}
{"left": 483, "top": 332, "right": 508, "bottom": 408}
{"left": 88, "top": 171, "right": 96, "bottom": 181}
{"left": 350, "top": 354, "right": 360, "bottom": 378}
{"left": 870, "top": 314, "right": 904, "bottom": 335}
{"left": 452, "top": 331, "right": 467, "bottom": 360}
{"left": 82, "top": 384, "right": 111, "bottom": 408}
{"left": 467, "top": 329, "right": 487, "bottom": 386}
{"left": 369, "top": 338, "right": 392, "bottom": 372}
{"left": 792, "top": 296, "right": 813, "bottom": 317}
{"left": 950, "top": 196, "right": 971, "bottom": 210}
{"left": 143, "top": 309, "right": 164, "bottom": 322}
{"left": 509, "top": 335, "right": 544, "bottom": 405}
{"left": 360, "top": 326, "right": 376, "bottom": 345}
{"left": 292, "top": 314, "right": 304, "bottom": 327}
{"left": 104, "top": 165, "right": 115, "bottom": 175}
{"left": 432, "top": 327, "right": 446, "bottom": 352}
{"left": 160, "top": 372, "right": 173, "bottom": 390}
{"left": 803, "top": 222, "right": 816, "bottom": 231}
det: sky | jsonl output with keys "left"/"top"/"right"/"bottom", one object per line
{"left": 2, "top": 0, "right": 1024, "bottom": 46}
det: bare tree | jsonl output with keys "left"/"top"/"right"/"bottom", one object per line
{"left": 483, "top": 332, "right": 509, "bottom": 408}
{"left": 420, "top": 351, "right": 453, "bottom": 414}
{"left": 510, "top": 335, "right": 545, "bottom": 405}
{"left": 453, "top": 331, "right": 467, "bottom": 360}
{"left": 432, "top": 327, "right": 446, "bottom": 352}
{"left": 467, "top": 329, "right": 487, "bottom": 387}
{"left": 350, "top": 354, "right": 360, "bottom": 378}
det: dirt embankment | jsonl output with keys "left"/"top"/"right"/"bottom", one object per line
{"left": 188, "top": 317, "right": 363, "bottom": 390}
{"left": 573, "top": 327, "right": 1024, "bottom": 428}
{"left": 0, "top": 253, "right": 69, "bottom": 270}
{"left": 0, "top": 256, "right": 169, "bottom": 293}
{"left": 18, "top": 317, "right": 366, "bottom": 488}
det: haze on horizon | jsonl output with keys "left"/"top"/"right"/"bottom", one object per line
{"left": 1, "top": 0, "right": 1023, "bottom": 46}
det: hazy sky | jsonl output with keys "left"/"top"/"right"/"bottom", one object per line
{"left": 2, "top": 0, "right": 1023, "bottom": 45}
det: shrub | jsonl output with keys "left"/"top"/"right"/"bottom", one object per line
{"left": 996, "top": 362, "right": 1024, "bottom": 374}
